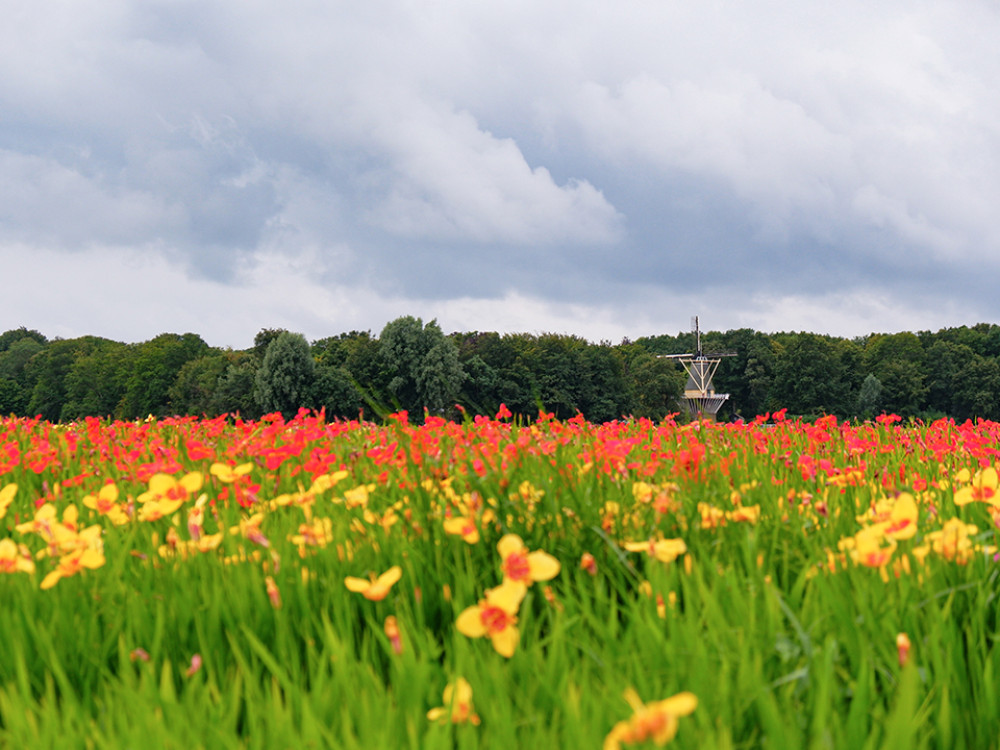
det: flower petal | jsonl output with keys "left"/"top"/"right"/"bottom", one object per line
{"left": 527, "top": 551, "right": 561, "bottom": 581}
{"left": 455, "top": 605, "right": 488, "bottom": 638}
{"left": 489, "top": 625, "right": 519, "bottom": 657}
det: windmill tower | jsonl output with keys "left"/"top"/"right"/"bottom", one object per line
{"left": 661, "top": 316, "right": 735, "bottom": 421}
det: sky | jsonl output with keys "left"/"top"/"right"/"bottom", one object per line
{"left": 2, "top": 0, "right": 999, "bottom": 349}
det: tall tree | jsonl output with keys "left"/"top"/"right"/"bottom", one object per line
{"left": 379, "top": 317, "right": 465, "bottom": 419}
{"left": 254, "top": 332, "right": 316, "bottom": 418}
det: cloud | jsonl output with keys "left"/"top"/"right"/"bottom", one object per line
{"left": 2, "top": 1, "right": 1000, "bottom": 345}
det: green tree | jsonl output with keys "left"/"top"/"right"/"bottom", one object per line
{"left": 168, "top": 352, "right": 232, "bottom": 416}
{"left": 0, "top": 379, "right": 22, "bottom": 416}
{"left": 254, "top": 332, "right": 316, "bottom": 418}
{"left": 61, "top": 339, "right": 130, "bottom": 419}
{"left": 856, "top": 373, "right": 883, "bottom": 419}
{"left": 213, "top": 355, "right": 260, "bottom": 419}
{"left": 743, "top": 336, "right": 776, "bottom": 417}
{"left": 617, "top": 343, "right": 684, "bottom": 420}
{"left": 119, "top": 333, "right": 211, "bottom": 418}
{"left": 952, "top": 355, "right": 1000, "bottom": 422}
{"left": 0, "top": 327, "right": 47, "bottom": 352}
{"left": 253, "top": 328, "right": 289, "bottom": 363}
{"left": 770, "top": 333, "right": 852, "bottom": 417}
{"left": 0, "top": 337, "right": 46, "bottom": 414}
{"left": 862, "top": 333, "right": 927, "bottom": 416}
{"left": 379, "top": 317, "right": 465, "bottom": 419}
{"left": 311, "top": 363, "right": 364, "bottom": 420}
{"left": 24, "top": 337, "right": 109, "bottom": 421}
{"left": 923, "top": 340, "right": 972, "bottom": 417}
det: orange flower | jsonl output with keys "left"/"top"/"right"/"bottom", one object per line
{"left": 384, "top": 616, "right": 403, "bottom": 655}
{"left": 455, "top": 579, "right": 525, "bottom": 657}
{"left": 265, "top": 576, "right": 281, "bottom": 609}
{"left": 344, "top": 566, "right": 402, "bottom": 601}
{"left": 497, "top": 534, "right": 560, "bottom": 595}
{"left": 604, "top": 688, "right": 697, "bottom": 749}
{"left": 897, "top": 632, "right": 911, "bottom": 668}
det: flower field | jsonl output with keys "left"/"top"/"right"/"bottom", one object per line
{"left": 2, "top": 408, "right": 1000, "bottom": 748}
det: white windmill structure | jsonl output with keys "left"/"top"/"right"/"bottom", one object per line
{"left": 661, "top": 316, "right": 735, "bottom": 421}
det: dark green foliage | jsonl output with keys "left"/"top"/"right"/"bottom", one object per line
{"left": 118, "top": 333, "right": 210, "bottom": 419}
{"left": 0, "top": 327, "right": 47, "bottom": 352}
{"left": 863, "top": 333, "right": 927, "bottom": 416}
{"left": 0, "top": 378, "right": 22, "bottom": 415}
{"left": 379, "top": 317, "right": 465, "bottom": 419}
{"left": 764, "top": 333, "right": 855, "bottom": 418}
{"left": 952, "top": 354, "right": 1000, "bottom": 421}
{"left": 24, "top": 337, "right": 115, "bottom": 421}
{"left": 61, "top": 339, "right": 130, "bottom": 420}
{"left": 254, "top": 332, "right": 316, "bottom": 418}
{"left": 168, "top": 352, "right": 233, "bottom": 417}
{"left": 213, "top": 355, "right": 260, "bottom": 419}
{"left": 9, "top": 320, "right": 1000, "bottom": 422}
{"left": 856, "top": 374, "right": 883, "bottom": 419}
{"left": 310, "top": 363, "right": 364, "bottom": 420}
{"left": 252, "top": 328, "right": 289, "bottom": 363}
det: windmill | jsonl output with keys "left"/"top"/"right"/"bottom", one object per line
{"left": 661, "top": 316, "right": 736, "bottom": 421}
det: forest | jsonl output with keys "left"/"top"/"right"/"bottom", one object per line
{"left": 1, "top": 318, "right": 999, "bottom": 424}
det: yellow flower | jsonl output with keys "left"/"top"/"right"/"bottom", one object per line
{"left": 40, "top": 546, "right": 105, "bottom": 590}
{"left": 840, "top": 526, "right": 897, "bottom": 571}
{"left": 697, "top": 502, "right": 727, "bottom": 529}
{"left": 137, "top": 472, "right": 203, "bottom": 506}
{"left": 0, "top": 539, "right": 35, "bottom": 574}
{"left": 210, "top": 462, "right": 253, "bottom": 483}
{"left": 954, "top": 467, "right": 1000, "bottom": 506}
{"left": 0, "top": 483, "right": 17, "bottom": 519}
{"left": 879, "top": 493, "right": 919, "bottom": 541}
{"left": 344, "top": 566, "right": 402, "bottom": 601}
{"left": 604, "top": 689, "right": 697, "bottom": 750}
{"left": 342, "top": 483, "right": 375, "bottom": 508}
{"left": 496, "top": 534, "right": 560, "bottom": 595}
{"left": 922, "top": 518, "right": 979, "bottom": 563}
{"left": 443, "top": 515, "right": 480, "bottom": 544}
{"left": 82, "top": 483, "right": 130, "bottom": 525}
{"left": 623, "top": 538, "right": 687, "bottom": 564}
{"left": 289, "top": 517, "right": 334, "bottom": 548}
{"left": 427, "top": 677, "right": 481, "bottom": 725}
{"left": 455, "top": 579, "right": 525, "bottom": 658}
{"left": 726, "top": 504, "right": 761, "bottom": 524}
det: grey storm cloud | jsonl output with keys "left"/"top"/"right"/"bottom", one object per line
{"left": 2, "top": 0, "right": 1000, "bottom": 345}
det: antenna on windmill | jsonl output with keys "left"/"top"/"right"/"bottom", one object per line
{"left": 660, "top": 316, "right": 736, "bottom": 421}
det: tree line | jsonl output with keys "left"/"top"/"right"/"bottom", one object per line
{"left": 1, "top": 320, "right": 999, "bottom": 423}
